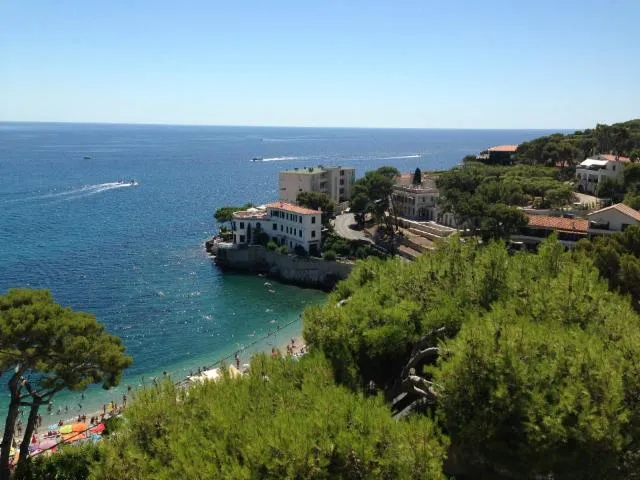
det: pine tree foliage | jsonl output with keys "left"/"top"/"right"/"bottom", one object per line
{"left": 303, "top": 236, "right": 640, "bottom": 477}
{"left": 87, "top": 354, "right": 447, "bottom": 480}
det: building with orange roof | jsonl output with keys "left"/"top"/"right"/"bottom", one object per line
{"left": 231, "top": 202, "right": 322, "bottom": 255}
{"left": 511, "top": 214, "right": 589, "bottom": 247}
{"left": 476, "top": 144, "right": 519, "bottom": 165}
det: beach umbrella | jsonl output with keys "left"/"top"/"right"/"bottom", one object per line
{"left": 72, "top": 422, "right": 87, "bottom": 432}
{"left": 90, "top": 423, "right": 105, "bottom": 434}
{"left": 59, "top": 424, "right": 73, "bottom": 434}
{"left": 62, "top": 432, "right": 86, "bottom": 443}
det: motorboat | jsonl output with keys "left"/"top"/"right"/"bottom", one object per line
{"left": 251, "top": 157, "right": 263, "bottom": 162}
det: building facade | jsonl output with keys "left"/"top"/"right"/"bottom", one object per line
{"left": 279, "top": 166, "right": 355, "bottom": 204}
{"left": 391, "top": 178, "right": 440, "bottom": 220}
{"left": 231, "top": 202, "right": 322, "bottom": 255}
{"left": 587, "top": 203, "right": 640, "bottom": 233}
{"left": 575, "top": 156, "right": 626, "bottom": 194}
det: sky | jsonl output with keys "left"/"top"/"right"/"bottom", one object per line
{"left": 1, "top": 0, "right": 639, "bottom": 129}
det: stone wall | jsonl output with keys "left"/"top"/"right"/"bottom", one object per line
{"left": 212, "top": 244, "right": 353, "bottom": 291}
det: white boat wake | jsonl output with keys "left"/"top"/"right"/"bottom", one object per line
{"left": 379, "top": 154, "right": 422, "bottom": 160}
{"left": 4, "top": 181, "right": 138, "bottom": 204}
{"left": 261, "top": 156, "right": 302, "bottom": 162}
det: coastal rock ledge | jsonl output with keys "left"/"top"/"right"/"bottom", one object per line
{"left": 205, "top": 240, "right": 352, "bottom": 291}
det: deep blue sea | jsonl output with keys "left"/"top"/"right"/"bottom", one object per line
{"left": 0, "top": 122, "right": 560, "bottom": 424}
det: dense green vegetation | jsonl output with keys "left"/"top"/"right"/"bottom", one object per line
{"left": 296, "top": 192, "right": 335, "bottom": 226}
{"left": 303, "top": 237, "right": 640, "bottom": 478}
{"left": 321, "top": 233, "right": 386, "bottom": 260}
{"left": 214, "top": 203, "right": 255, "bottom": 225}
{"left": 577, "top": 224, "right": 640, "bottom": 311}
{"left": 436, "top": 163, "right": 572, "bottom": 239}
{"left": 0, "top": 289, "right": 132, "bottom": 479}
{"left": 349, "top": 166, "right": 399, "bottom": 228}
{"left": 516, "top": 119, "right": 640, "bottom": 166}
{"left": 66, "top": 354, "right": 445, "bottom": 479}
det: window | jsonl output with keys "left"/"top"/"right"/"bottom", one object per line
{"left": 299, "top": 217, "right": 302, "bottom": 223}
{"left": 299, "top": 230, "right": 302, "bottom": 238}
{"left": 339, "top": 188, "right": 344, "bottom": 194}
{"left": 311, "top": 230, "right": 316, "bottom": 238}
{"left": 272, "top": 223, "right": 277, "bottom": 230}
{"left": 340, "top": 179, "right": 344, "bottom": 185}
{"left": 239, "top": 222, "right": 244, "bottom": 229}
{"left": 311, "top": 217, "right": 316, "bottom": 224}
{"left": 240, "top": 235, "right": 245, "bottom": 243}
{"left": 286, "top": 227, "right": 289, "bottom": 234}
{"left": 256, "top": 223, "right": 261, "bottom": 229}
{"left": 340, "top": 170, "right": 344, "bottom": 176}
{"left": 280, "top": 225, "right": 283, "bottom": 231}
{"left": 232, "top": 222, "right": 236, "bottom": 231}
{"left": 294, "top": 228, "right": 296, "bottom": 235}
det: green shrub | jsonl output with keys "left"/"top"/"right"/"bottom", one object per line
{"left": 88, "top": 355, "right": 448, "bottom": 479}
{"left": 323, "top": 250, "right": 337, "bottom": 261}
{"left": 277, "top": 245, "right": 288, "bottom": 255}
{"left": 266, "top": 240, "right": 278, "bottom": 251}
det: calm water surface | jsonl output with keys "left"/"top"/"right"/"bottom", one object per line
{"left": 0, "top": 122, "right": 560, "bottom": 421}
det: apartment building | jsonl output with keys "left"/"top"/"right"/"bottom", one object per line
{"left": 279, "top": 165, "right": 355, "bottom": 204}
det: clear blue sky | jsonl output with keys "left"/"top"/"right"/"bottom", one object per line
{"left": 2, "top": 0, "right": 639, "bottom": 129}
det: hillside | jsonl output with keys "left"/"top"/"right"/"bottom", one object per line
{"left": 516, "top": 119, "right": 640, "bottom": 166}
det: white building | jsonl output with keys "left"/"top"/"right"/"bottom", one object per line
{"left": 575, "top": 155, "right": 628, "bottom": 194}
{"left": 587, "top": 203, "right": 640, "bottom": 234}
{"left": 231, "top": 202, "right": 322, "bottom": 255}
{"left": 391, "top": 178, "right": 439, "bottom": 221}
{"left": 279, "top": 166, "right": 355, "bottom": 204}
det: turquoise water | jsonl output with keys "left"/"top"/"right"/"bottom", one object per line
{"left": 0, "top": 122, "right": 559, "bottom": 423}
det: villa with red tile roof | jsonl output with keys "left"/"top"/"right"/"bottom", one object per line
{"left": 476, "top": 144, "right": 519, "bottom": 165}
{"left": 512, "top": 204, "right": 640, "bottom": 247}
{"left": 231, "top": 202, "right": 322, "bottom": 255}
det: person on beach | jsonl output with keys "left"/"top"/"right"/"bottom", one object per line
{"left": 235, "top": 352, "right": 240, "bottom": 369}
{"left": 122, "top": 394, "right": 127, "bottom": 407}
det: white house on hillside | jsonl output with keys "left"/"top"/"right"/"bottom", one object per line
{"left": 231, "top": 202, "right": 322, "bottom": 255}
{"left": 587, "top": 203, "right": 640, "bottom": 233}
{"left": 575, "top": 155, "right": 629, "bottom": 194}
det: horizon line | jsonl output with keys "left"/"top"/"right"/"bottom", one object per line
{"left": 0, "top": 119, "right": 577, "bottom": 132}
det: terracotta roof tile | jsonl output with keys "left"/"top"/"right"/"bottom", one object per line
{"left": 265, "top": 202, "right": 321, "bottom": 215}
{"left": 527, "top": 215, "right": 588, "bottom": 233}
{"left": 589, "top": 203, "right": 640, "bottom": 222}
{"left": 598, "top": 154, "right": 631, "bottom": 163}
{"left": 488, "top": 144, "right": 519, "bottom": 153}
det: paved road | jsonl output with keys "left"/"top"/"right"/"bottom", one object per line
{"left": 333, "top": 213, "right": 373, "bottom": 243}
{"left": 574, "top": 192, "right": 599, "bottom": 206}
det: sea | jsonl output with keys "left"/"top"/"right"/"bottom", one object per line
{"left": 0, "top": 122, "right": 560, "bottom": 425}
